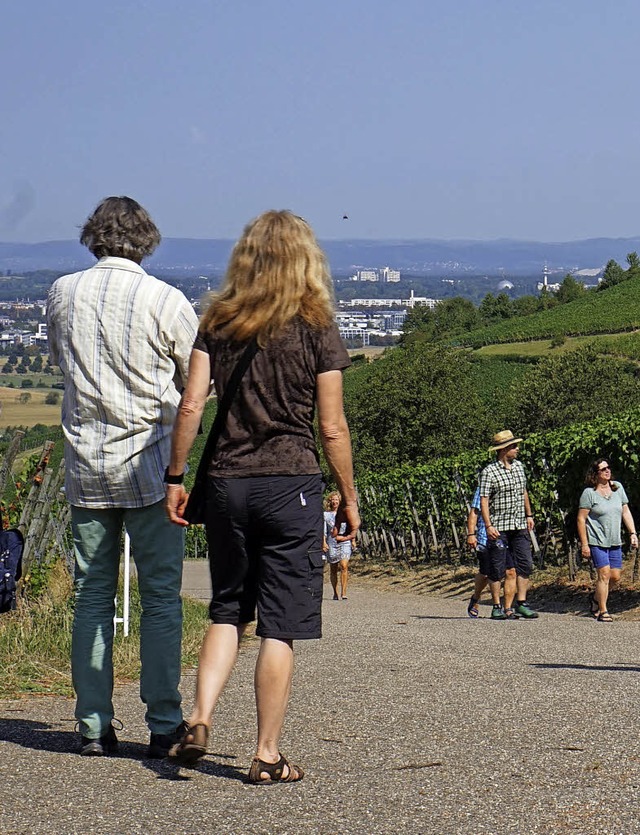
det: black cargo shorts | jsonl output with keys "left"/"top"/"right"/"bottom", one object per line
{"left": 204, "top": 473, "right": 325, "bottom": 640}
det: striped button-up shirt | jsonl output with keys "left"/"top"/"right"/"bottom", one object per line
{"left": 478, "top": 459, "right": 528, "bottom": 531}
{"left": 47, "top": 256, "right": 199, "bottom": 508}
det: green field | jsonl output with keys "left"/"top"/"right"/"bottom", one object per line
{"left": 473, "top": 331, "right": 640, "bottom": 358}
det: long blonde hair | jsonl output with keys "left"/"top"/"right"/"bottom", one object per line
{"left": 200, "top": 210, "right": 335, "bottom": 344}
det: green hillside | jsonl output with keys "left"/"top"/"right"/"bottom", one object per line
{"left": 455, "top": 274, "right": 640, "bottom": 347}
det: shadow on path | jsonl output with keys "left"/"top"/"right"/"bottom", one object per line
{"left": 140, "top": 755, "right": 247, "bottom": 783}
{"left": 532, "top": 662, "right": 640, "bottom": 673}
{"left": 0, "top": 717, "right": 250, "bottom": 783}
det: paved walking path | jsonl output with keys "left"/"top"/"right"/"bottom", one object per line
{"left": 2, "top": 562, "right": 640, "bottom": 834}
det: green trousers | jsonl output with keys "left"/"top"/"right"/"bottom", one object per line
{"left": 71, "top": 501, "right": 184, "bottom": 739}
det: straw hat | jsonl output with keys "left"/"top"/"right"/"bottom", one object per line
{"left": 489, "top": 429, "right": 523, "bottom": 451}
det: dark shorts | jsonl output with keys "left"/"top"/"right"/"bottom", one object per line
{"left": 486, "top": 530, "right": 533, "bottom": 582}
{"left": 590, "top": 545, "right": 623, "bottom": 570}
{"left": 477, "top": 545, "right": 490, "bottom": 577}
{"left": 204, "top": 473, "right": 325, "bottom": 640}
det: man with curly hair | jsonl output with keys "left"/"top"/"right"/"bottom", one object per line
{"left": 47, "top": 196, "right": 199, "bottom": 757}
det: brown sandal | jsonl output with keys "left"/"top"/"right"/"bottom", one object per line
{"left": 167, "top": 723, "right": 209, "bottom": 767}
{"left": 248, "top": 753, "right": 304, "bottom": 784}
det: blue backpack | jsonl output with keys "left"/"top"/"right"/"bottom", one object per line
{"left": 0, "top": 528, "right": 24, "bottom": 613}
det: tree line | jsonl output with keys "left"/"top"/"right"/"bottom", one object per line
{"left": 400, "top": 252, "right": 640, "bottom": 345}
{"left": 339, "top": 252, "right": 640, "bottom": 478}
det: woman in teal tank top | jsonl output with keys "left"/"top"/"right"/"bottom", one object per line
{"left": 577, "top": 458, "right": 638, "bottom": 621}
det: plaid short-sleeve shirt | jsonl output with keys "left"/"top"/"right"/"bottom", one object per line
{"left": 478, "top": 459, "right": 528, "bottom": 531}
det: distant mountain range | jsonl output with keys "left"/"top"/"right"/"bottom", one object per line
{"left": 1, "top": 236, "right": 640, "bottom": 275}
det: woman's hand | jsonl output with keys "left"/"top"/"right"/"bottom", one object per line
{"left": 335, "top": 500, "right": 360, "bottom": 539}
{"left": 165, "top": 484, "right": 190, "bottom": 527}
{"left": 580, "top": 543, "right": 591, "bottom": 560}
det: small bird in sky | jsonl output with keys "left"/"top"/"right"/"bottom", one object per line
{"left": 342, "top": 214, "right": 349, "bottom": 220}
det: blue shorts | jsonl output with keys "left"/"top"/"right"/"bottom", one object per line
{"left": 590, "top": 545, "right": 623, "bottom": 570}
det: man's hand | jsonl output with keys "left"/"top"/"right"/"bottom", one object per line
{"left": 486, "top": 525, "right": 500, "bottom": 541}
{"left": 165, "top": 484, "right": 190, "bottom": 527}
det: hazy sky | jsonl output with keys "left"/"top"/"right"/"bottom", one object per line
{"left": 2, "top": 0, "right": 639, "bottom": 242}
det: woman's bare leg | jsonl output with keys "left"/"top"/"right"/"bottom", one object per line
{"left": 339, "top": 559, "right": 349, "bottom": 598}
{"left": 187, "top": 623, "right": 246, "bottom": 727}
{"left": 595, "top": 566, "right": 611, "bottom": 614}
{"left": 254, "top": 637, "right": 300, "bottom": 778}
{"left": 329, "top": 563, "right": 339, "bottom": 599}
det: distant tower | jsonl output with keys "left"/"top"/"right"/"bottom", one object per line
{"left": 542, "top": 263, "right": 550, "bottom": 289}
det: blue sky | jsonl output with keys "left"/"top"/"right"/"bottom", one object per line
{"left": 2, "top": 0, "right": 639, "bottom": 242}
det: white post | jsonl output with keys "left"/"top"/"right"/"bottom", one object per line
{"left": 113, "top": 531, "right": 131, "bottom": 636}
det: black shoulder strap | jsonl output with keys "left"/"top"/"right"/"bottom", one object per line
{"left": 191, "top": 337, "right": 260, "bottom": 485}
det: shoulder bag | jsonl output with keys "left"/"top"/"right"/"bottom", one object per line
{"left": 183, "top": 338, "right": 260, "bottom": 524}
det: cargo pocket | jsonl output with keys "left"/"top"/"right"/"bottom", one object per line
{"left": 307, "top": 549, "right": 325, "bottom": 598}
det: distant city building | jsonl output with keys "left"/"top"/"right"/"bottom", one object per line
{"left": 34, "top": 323, "right": 48, "bottom": 345}
{"left": 338, "top": 326, "right": 370, "bottom": 345}
{"left": 348, "top": 267, "right": 401, "bottom": 283}
{"left": 383, "top": 311, "right": 407, "bottom": 330}
{"left": 0, "top": 330, "right": 35, "bottom": 347}
{"left": 356, "top": 269, "right": 378, "bottom": 282}
{"left": 536, "top": 263, "right": 561, "bottom": 293}
{"left": 381, "top": 267, "right": 400, "bottom": 283}
{"left": 343, "top": 292, "right": 438, "bottom": 309}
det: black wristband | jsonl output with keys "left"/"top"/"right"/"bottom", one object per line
{"left": 164, "top": 468, "right": 184, "bottom": 485}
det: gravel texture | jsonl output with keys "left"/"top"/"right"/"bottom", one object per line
{"left": 1, "top": 562, "right": 639, "bottom": 834}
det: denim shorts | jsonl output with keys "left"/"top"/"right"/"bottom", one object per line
{"left": 204, "top": 473, "right": 325, "bottom": 640}
{"left": 590, "top": 545, "right": 623, "bottom": 570}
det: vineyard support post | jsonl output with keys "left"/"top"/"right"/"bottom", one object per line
{"left": 114, "top": 531, "right": 131, "bottom": 637}
{"left": 0, "top": 430, "right": 25, "bottom": 495}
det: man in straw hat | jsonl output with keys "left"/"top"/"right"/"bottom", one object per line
{"left": 478, "top": 430, "right": 538, "bottom": 619}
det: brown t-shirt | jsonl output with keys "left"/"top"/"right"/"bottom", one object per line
{"left": 194, "top": 317, "right": 350, "bottom": 477}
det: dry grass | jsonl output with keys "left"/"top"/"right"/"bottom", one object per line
{"left": 347, "top": 346, "right": 388, "bottom": 360}
{"left": 0, "top": 385, "right": 61, "bottom": 428}
{"left": 0, "top": 561, "right": 211, "bottom": 698}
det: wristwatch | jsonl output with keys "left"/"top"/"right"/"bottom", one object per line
{"left": 163, "top": 468, "right": 185, "bottom": 485}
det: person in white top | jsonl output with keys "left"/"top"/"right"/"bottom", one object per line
{"left": 323, "top": 491, "right": 355, "bottom": 600}
{"left": 47, "top": 196, "right": 199, "bottom": 758}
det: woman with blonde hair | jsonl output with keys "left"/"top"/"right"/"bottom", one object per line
{"left": 577, "top": 458, "right": 637, "bottom": 621}
{"left": 164, "top": 210, "right": 359, "bottom": 783}
{"left": 324, "top": 491, "right": 355, "bottom": 599}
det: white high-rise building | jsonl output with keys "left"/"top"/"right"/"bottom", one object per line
{"left": 381, "top": 267, "right": 400, "bottom": 283}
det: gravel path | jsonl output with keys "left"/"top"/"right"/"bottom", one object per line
{"left": 1, "top": 562, "right": 640, "bottom": 834}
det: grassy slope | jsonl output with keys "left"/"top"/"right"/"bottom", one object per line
{"left": 457, "top": 275, "right": 640, "bottom": 347}
{"left": 474, "top": 331, "right": 640, "bottom": 359}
